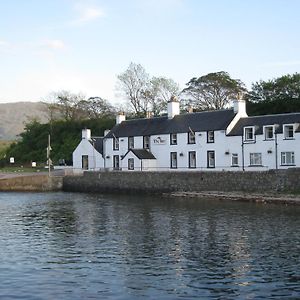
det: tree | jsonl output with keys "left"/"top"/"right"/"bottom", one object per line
{"left": 117, "top": 62, "right": 150, "bottom": 115}
{"left": 247, "top": 73, "right": 300, "bottom": 115}
{"left": 181, "top": 71, "right": 246, "bottom": 111}
{"left": 45, "top": 91, "right": 116, "bottom": 122}
{"left": 147, "top": 77, "right": 180, "bottom": 116}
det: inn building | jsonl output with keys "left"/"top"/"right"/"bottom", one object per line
{"left": 73, "top": 97, "right": 300, "bottom": 171}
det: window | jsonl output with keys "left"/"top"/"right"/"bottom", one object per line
{"left": 170, "top": 152, "right": 177, "bottom": 169}
{"left": 143, "top": 136, "right": 150, "bottom": 149}
{"left": 128, "top": 136, "right": 134, "bottom": 149}
{"left": 188, "top": 131, "right": 195, "bottom": 144}
{"left": 231, "top": 153, "right": 239, "bottom": 166}
{"left": 170, "top": 133, "right": 177, "bottom": 145}
{"left": 250, "top": 153, "right": 262, "bottom": 166}
{"left": 189, "top": 151, "right": 196, "bottom": 168}
{"left": 128, "top": 158, "right": 134, "bottom": 170}
{"left": 264, "top": 126, "right": 274, "bottom": 140}
{"left": 207, "top": 131, "right": 214, "bottom": 143}
{"left": 283, "top": 125, "right": 294, "bottom": 139}
{"left": 281, "top": 152, "right": 295, "bottom": 165}
{"left": 113, "top": 136, "right": 119, "bottom": 150}
{"left": 244, "top": 127, "right": 254, "bottom": 141}
{"left": 113, "top": 155, "right": 120, "bottom": 170}
{"left": 207, "top": 151, "right": 215, "bottom": 168}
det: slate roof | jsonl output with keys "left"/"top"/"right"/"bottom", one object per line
{"left": 228, "top": 113, "right": 300, "bottom": 136}
{"left": 90, "top": 137, "right": 104, "bottom": 154}
{"left": 122, "top": 149, "right": 156, "bottom": 160}
{"left": 105, "top": 109, "right": 236, "bottom": 138}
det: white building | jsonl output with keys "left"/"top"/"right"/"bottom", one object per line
{"left": 73, "top": 98, "right": 300, "bottom": 171}
{"left": 72, "top": 129, "right": 104, "bottom": 171}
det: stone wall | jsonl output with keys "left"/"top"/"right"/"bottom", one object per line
{"left": 63, "top": 169, "right": 300, "bottom": 194}
{"left": 0, "top": 175, "right": 63, "bottom": 192}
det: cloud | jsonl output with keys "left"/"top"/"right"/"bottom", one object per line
{"left": 41, "top": 39, "right": 66, "bottom": 50}
{"left": 70, "top": 4, "right": 104, "bottom": 26}
{"left": 0, "top": 40, "right": 10, "bottom": 47}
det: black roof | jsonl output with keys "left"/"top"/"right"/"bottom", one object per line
{"left": 106, "top": 109, "right": 236, "bottom": 138}
{"left": 228, "top": 113, "right": 300, "bottom": 136}
{"left": 122, "top": 149, "right": 156, "bottom": 160}
{"left": 90, "top": 137, "right": 104, "bottom": 154}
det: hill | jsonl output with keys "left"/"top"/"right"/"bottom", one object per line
{"left": 0, "top": 102, "right": 48, "bottom": 140}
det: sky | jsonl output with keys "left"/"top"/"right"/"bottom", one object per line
{"left": 0, "top": 0, "right": 300, "bottom": 104}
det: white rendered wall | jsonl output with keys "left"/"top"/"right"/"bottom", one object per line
{"left": 73, "top": 139, "right": 104, "bottom": 170}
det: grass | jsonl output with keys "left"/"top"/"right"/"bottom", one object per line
{"left": 0, "top": 166, "right": 48, "bottom": 173}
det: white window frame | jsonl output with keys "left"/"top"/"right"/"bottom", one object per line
{"left": 283, "top": 124, "right": 294, "bottom": 139}
{"left": 207, "top": 131, "right": 214, "bottom": 143}
{"left": 244, "top": 126, "right": 255, "bottom": 142}
{"left": 128, "top": 158, "right": 134, "bottom": 170}
{"left": 264, "top": 125, "right": 274, "bottom": 140}
{"left": 143, "top": 136, "right": 150, "bottom": 149}
{"left": 250, "top": 153, "right": 262, "bottom": 166}
{"left": 281, "top": 152, "right": 295, "bottom": 166}
{"left": 113, "top": 137, "right": 119, "bottom": 150}
{"left": 128, "top": 136, "right": 134, "bottom": 149}
{"left": 231, "top": 153, "right": 239, "bottom": 167}
{"left": 188, "top": 132, "right": 196, "bottom": 144}
{"left": 170, "top": 133, "right": 177, "bottom": 145}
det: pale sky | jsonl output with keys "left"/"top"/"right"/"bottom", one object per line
{"left": 0, "top": 0, "right": 300, "bottom": 104}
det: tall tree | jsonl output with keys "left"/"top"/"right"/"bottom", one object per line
{"left": 247, "top": 73, "right": 300, "bottom": 115}
{"left": 147, "top": 77, "right": 180, "bottom": 116}
{"left": 117, "top": 62, "right": 150, "bottom": 115}
{"left": 182, "top": 71, "right": 246, "bottom": 111}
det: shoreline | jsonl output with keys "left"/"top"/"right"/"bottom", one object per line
{"left": 166, "top": 191, "right": 300, "bottom": 205}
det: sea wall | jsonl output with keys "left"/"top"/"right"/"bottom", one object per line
{"left": 0, "top": 175, "right": 63, "bottom": 192}
{"left": 63, "top": 168, "right": 300, "bottom": 194}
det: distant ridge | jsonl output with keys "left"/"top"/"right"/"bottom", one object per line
{"left": 0, "top": 102, "right": 48, "bottom": 140}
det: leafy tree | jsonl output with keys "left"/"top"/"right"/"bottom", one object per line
{"left": 247, "top": 73, "right": 300, "bottom": 115}
{"left": 45, "top": 91, "right": 117, "bottom": 122}
{"left": 147, "top": 77, "right": 180, "bottom": 116}
{"left": 117, "top": 62, "right": 150, "bottom": 116}
{"left": 5, "top": 117, "right": 115, "bottom": 165}
{"left": 181, "top": 71, "right": 246, "bottom": 111}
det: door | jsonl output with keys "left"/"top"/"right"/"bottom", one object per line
{"left": 113, "top": 155, "right": 120, "bottom": 170}
{"left": 82, "top": 155, "right": 89, "bottom": 170}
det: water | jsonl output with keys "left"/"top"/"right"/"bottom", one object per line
{"left": 0, "top": 192, "right": 299, "bottom": 299}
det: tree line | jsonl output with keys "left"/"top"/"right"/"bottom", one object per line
{"left": 43, "top": 63, "right": 300, "bottom": 121}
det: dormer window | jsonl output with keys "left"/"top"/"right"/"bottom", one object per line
{"left": 244, "top": 126, "right": 255, "bottom": 141}
{"left": 283, "top": 124, "right": 294, "bottom": 139}
{"left": 264, "top": 126, "right": 274, "bottom": 140}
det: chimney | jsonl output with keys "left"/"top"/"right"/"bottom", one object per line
{"left": 82, "top": 129, "right": 91, "bottom": 140}
{"left": 116, "top": 112, "right": 126, "bottom": 124}
{"left": 233, "top": 99, "right": 247, "bottom": 117}
{"left": 167, "top": 95, "right": 180, "bottom": 119}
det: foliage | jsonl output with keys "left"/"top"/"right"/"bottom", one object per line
{"left": 4, "top": 118, "right": 115, "bottom": 165}
{"left": 181, "top": 71, "right": 246, "bottom": 111}
{"left": 45, "top": 91, "right": 116, "bottom": 122}
{"left": 247, "top": 73, "right": 300, "bottom": 115}
{"left": 117, "top": 62, "right": 180, "bottom": 116}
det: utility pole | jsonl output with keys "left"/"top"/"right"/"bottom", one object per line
{"left": 47, "top": 134, "right": 52, "bottom": 177}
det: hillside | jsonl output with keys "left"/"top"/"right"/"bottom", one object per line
{"left": 0, "top": 102, "right": 48, "bottom": 140}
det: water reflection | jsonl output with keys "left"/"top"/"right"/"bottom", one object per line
{"left": 0, "top": 192, "right": 299, "bottom": 299}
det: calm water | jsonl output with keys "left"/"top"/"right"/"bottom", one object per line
{"left": 0, "top": 192, "right": 299, "bottom": 299}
